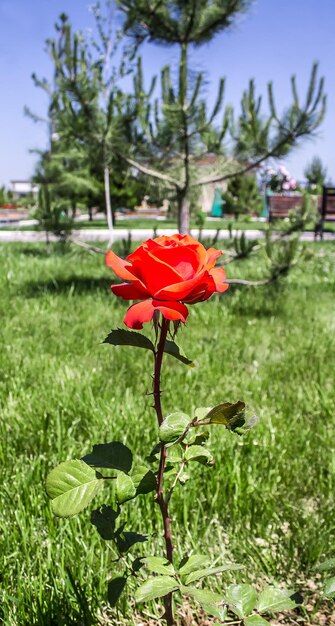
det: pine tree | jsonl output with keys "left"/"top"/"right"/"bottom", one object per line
{"left": 304, "top": 156, "right": 327, "bottom": 191}
{"left": 116, "top": 0, "right": 326, "bottom": 234}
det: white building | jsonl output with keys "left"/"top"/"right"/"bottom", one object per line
{"left": 10, "top": 180, "right": 39, "bottom": 199}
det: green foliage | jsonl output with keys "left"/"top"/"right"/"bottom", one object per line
{"left": 46, "top": 460, "right": 103, "bottom": 517}
{"left": 2, "top": 243, "right": 335, "bottom": 624}
{"left": 222, "top": 174, "right": 262, "bottom": 219}
{"left": 35, "top": 184, "right": 73, "bottom": 242}
{"left": 304, "top": 155, "right": 327, "bottom": 190}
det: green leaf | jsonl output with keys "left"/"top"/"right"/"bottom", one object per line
{"left": 116, "top": 531, "right": 147, "bottom": 553}
{"left": 185, "top": 445, "right": 214, "bottom": 465}
{"left": 82, "top": 442, "right": 133, "bottom": 473}
{"left": 116, "top": 473, "right": 136, "bottom": 504}
{"left": 159, "top": 412, "right": 191, "bottom": 444}
{"left": 324, "top": 577, "right": 335, "bottom": 598}
{"left": 245, "top": 616, "right": 271, "bottom": 626}
{"left": 184, "top": 563, "right": 243, "bottom": 585}
{"left": 107, "top": 577, "right": 127, "bottom": 607}
{"left": 91, "top": 505, "right": 119, "bottom": 540}
{"left": 164, "top": 339, "right": 194, "bottom": 366}
{"left": 257, "top": 587, "right": 298, "bottom": 613}
{"left": 143, "top": 557, "right": 175, "bottom": 576}
{"left": 182, "top": 586, "right": 223, "bottom": 612}
{"left": 179, "top": 554, "right": 208, "bottom": 576}
{"left": 226, "top": 584, "right": 257, "bottom": 618}
{"left": 135, "top": 576, "right": 179, "bottom": 603}
{"left": 132, "top": 466, "right": 156, "bottom": 495}
{"left": 167, "top": 444, "right": 183, "bottom": 464}
{"left": 46, "top": 460, "right": 102, "bottom": 517}
{"left": 186, "top": 429, "right": 210, "bottom": 445}
{"left": 317, "top": 558, "right": 335, "bottom": 572}
{"left": 205, "top": 401, "right": 258, "bottom": 435}
{"left": 206, "top": 401, "right": 246, "bottom": 426}
{"left": 103, "top": 328, "right": 155, "bottom": 353}
{"left": 194, "top": 407, "right": 213, "bottom": 421}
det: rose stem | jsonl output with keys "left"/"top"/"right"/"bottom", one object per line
{"left": 153, "top": 316, "right": 175, "bottom": 626}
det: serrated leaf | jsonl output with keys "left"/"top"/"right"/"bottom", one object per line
{"left": 91, "top": 505, "right": 119, "bottom": 540}
{"left": 206, "top": 401, "right": 246, "bottom": 426}
{"left": 185, "top": 445, "right": 214, "bottom": 465}
{"left": 164, "top": 340, "right": 194, "bottom": 366}
{"left": 179, "top": 554, "right": 208, "bottom": 576}
{"left": 103, "top": 328, "right": 155, "bottom": 352}
{"left": 257, "top": 587, "right": 298, "bottom": 613}
{"left": 135, "top": 576, "right": 179, "bottom": 603}
{"left": 82, "top": 442, "right": 133, "bottom": 473}
{"left": 143, "top": 557, "right": 175, "bottom": 576}
{"left": 116, "top": 473, "right": 136, "bottom": 504}
{"left": 108, "top": 577, "right": 127, "bottom": 607}
{"left": 324, "top": 577, "right": 335, "bottom": 598}
{"left": 226, "top": 584, "right": 257, "bottom": 618}
{"left": 159, "top": 412, "right": 191, "bottom": 444}
{"left": 132, "top": 466, "right": 156, "bottom": 495}
{"left": 194, "top": 407, "right": 213, "bottom": 421}
{"left": 186, "top": 429, "right": 210, "bottom": 445}
{"left": 182, "top": 586, "right": 223, "bottom": 608}
{"left": 116, "top": 531, "right": 147, "bottom": 553}
{"left": 245, "top": 616, "right": 270, "bottom": 626}
{"left": 167, "top": 444, "right": 183, "bottom": 464}
{"left": 185, "top": 563, "right": 243, "bottom": 585}
{"left": 46, "top": 460, "right": 102, "bottom": 517}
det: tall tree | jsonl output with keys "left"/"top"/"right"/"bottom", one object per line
{"left": 116, "top": 0, "right": 326, "bottom": 234}
{"left": 304, "top": 155, "right": 328, "bottom": 190}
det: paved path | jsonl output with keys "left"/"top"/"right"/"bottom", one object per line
{"left": 0, "top": 227, "right": 334, "bottom": 243}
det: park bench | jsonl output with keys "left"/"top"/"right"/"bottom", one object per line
{"left": 315, "top": 186, "right": 335, "bottom": 239}
{"left": 267, "top": 194, "right": 303, "bottom": 222}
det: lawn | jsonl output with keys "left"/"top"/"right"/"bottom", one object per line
{"left": 1, "top": 241, "right": 335, "bottom": 625}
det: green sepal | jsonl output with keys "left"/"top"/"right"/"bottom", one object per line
{"left": 46, "top": 459, "right": 103, "bottom": 517}
{"left": 164, "top": 339, "right": 194, "bottom": 367}
{"left": 82, "top": 441, "right": 133, "bottom": 473}
{"left": 103, "top": 328, "right": 155, "bottom": 353}
{"left": 135, "top": 576, "right": 179, "bottom": 603}
{"left": 159, "top": 412, "right": 191, "bottom": 444}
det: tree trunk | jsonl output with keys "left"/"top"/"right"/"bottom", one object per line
{"left": 178, "top": 195, "right": 190, "bottom": 235}
{"left": 104, "top": 165, "right": 114, "bottom": 246}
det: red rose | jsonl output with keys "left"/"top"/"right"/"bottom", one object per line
{"left": 106, "top": 234, "right": 228, "bottom": 329}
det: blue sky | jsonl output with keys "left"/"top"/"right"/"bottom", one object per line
{"left": 0, "top": 0, "right": 334, "bottom": 187}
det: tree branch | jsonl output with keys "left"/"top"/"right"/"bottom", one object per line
{"left": 120, "top": 153, "right": 181, "bottom": 189}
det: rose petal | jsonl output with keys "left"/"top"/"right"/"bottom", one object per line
{"left": 205, "top": 247, "right": 222, "bottom": 270}
{"left": 106, "top": 250, "right": 136, "bottom": 281}
{"left": 209, "top": 267, "right": 229, "bottom": 293}
{"left": 123, "top": 299, "right": 189, "bottom": 329}
{"left": 111, "top": 281, "right": 150, "bottom": 300}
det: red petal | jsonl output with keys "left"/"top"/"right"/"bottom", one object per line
{"left": 123, "top": 300, "right": 156, "bottom": 329}
{"left": 105, "top": 250, "right": 135, "bottom": 281}
{"left": 153, "top": 299, "right": 189, "bottom": 323}
{"left": 111, "top": 281, "right": 150, "bottom": 300}
{"left": 205, "top": 247, "right": 222, "bottom": 270}
{"left": 154, "top": 270, "right": 207, "bottom": 301}
{"left": 209, "top": 267, "right": 229, "bottom": 293}
{"left": 123, "top": 299, "right": 189, "bottom": 329}
{"left": 151, "top": 245, "right": 200, "bottom": 280}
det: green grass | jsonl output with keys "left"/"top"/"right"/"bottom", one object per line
{"left": 1, "top": 241, "right": 335, "bottom": 625}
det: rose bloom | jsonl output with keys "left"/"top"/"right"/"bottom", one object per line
{"left": 106, "top": 234, "right": 228, "bottom": 329}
